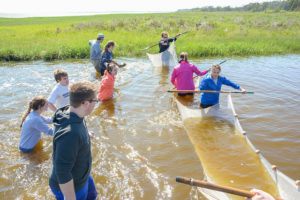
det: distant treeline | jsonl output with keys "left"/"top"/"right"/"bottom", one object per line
{"left": 178, "top": 0, "right": 300, "bottom": 12}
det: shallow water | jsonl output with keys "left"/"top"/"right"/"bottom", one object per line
{"left": 0, "top": 55, "right": 299, "bottom": 199}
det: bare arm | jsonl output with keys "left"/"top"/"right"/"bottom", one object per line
{"left": 59, "top": 179, "right": 76, "bottom": 200}
{"left": 48, "top": 102, "right": 57, "bottom": 112}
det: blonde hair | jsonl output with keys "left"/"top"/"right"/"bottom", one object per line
{"left": 211, "top": 64, "right": 221, "bottom": 71}
{"left": 179, "top": 52, "right": 188, "bottom": 62}
{"left": 20, "top": 96, "right": 47, "bottom": 128}
{"left": 102, "top": 41, "right": 115, "bottom": 56}
{"left": 161, "top": 31, "right": 168, "bottom": 37}
{"left": 54, "top": 69, "right": 68, "bottom": 82}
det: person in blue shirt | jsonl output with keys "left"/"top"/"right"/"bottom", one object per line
{"left": 89, "top": 33, "right": 104, "bottom": 73}
{"left": 199, "top": 64, "right": 246, "bottom": 108}
{"left": 19, "top": 96, "right": 53, "bottom": 152}
{"left": 100, "top": 40, "right": 116, "bottom": 76}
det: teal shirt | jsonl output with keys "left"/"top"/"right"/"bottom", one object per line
{"left": 49, "top": 106, "right": 92, "bottom": 192}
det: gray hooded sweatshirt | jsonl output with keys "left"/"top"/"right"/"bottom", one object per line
{"left": 49, "top": 106, "right": 92, "bottom": 192}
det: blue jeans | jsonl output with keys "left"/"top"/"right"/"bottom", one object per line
{"left": 50, "top": 174, "right": 97, "bottom": 200}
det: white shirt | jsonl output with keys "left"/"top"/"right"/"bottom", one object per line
{"left": 213, "top": 78, "right": 218, "bottom": 85}
{"left": 48, "top": 83, "right": 69, "bottom": 108}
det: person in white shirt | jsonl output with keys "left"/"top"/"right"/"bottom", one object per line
{"left": 48, "top": 69, "right": 69, "bottom": 112}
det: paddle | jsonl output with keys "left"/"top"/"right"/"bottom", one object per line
{"left": 142, "top": 31, "right": 189, "bottom": 51}
{"left": 167, "top": 89, "right": 254, "bottom": 94}
{"left": 193, "top": 60, "right": 227, "bottom": 80}
{"left": 176, "top": 176, "right": 283, "bottom": 200}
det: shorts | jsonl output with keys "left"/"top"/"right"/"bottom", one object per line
{"left": 91, "top": 60, "right": 101, "bottom": 73}
{"left": 178, "top": 93, "right": 194, "bottom": 97}
{"left": 200, "top": 103, "right": 214, "bottom": 109}
{"left": 50, "top": 174, "right": 98, "bottom": 200}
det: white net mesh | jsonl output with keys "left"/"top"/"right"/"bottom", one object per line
{"left": 146, "top": 42, "right": 178, "bottom": 67}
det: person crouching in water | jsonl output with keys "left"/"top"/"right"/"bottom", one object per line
{"left": 100, "top": 41, "right": 117, "bottom": 76}
{"left": 171, "top": 52, "right": 210, "bottom": 97}
{"left": 98, "top": 63, "right": 118, "bottom": 101}
{"left": 199, "top": 64, "right": 246, "bottom": 108}
{"left": 19, "top": 96, "right": 53, "bottom": 152}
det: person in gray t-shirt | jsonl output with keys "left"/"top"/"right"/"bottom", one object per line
{"left": 89, "top": 33, "right": 104, "bottom": 73}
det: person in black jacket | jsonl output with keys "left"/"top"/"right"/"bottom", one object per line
{"left": 158, "top": 31, "right": 180, "bottom": 53}
{"left": 49, "top": 81, "right": 99, "bottom": 200}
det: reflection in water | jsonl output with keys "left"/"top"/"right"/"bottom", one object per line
{"left": 184, "top": 116, "right": 279, "bottom": 200}
{"left": 0, "top": 55, "right": 300, "bottom": 199}
{"left": 93, "top": 98, "right": 116, "bottom": 118}
{"left": 19, "top": 139, "right": 50, "bottom": 164}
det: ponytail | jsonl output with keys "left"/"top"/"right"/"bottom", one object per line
{"left": 102, "top": 40, "right": 115, "bottom": 56}
{"left": 20, "top": 96, "right": 47, "bottom": 128}
{"left": 20, "top": 101, "right": 33, "bottom": 128}
{"left": 179, "top": 52, "right": 188, "bottom": 63}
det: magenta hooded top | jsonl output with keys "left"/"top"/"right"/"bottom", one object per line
{"left": 171, "top": 61, "right": 208, "bottom": 90}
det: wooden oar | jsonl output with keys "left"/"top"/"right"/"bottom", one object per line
{"left": 168, "top": 89, "right": 254, "bottom": 94}
{"left": 176, "top": 176, "right": 283, "bottom": 200}
{"left": 142, "top": 31, "right": 189, "bottom": 51}
{"left": 193, "top": 60, "right": 227, "bottom": 80}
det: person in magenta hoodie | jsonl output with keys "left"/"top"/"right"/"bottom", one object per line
{"left": 171, "top": 52, "right": 210, "bottom": 96}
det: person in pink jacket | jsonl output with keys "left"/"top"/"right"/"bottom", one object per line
{"left": 171, "top": 52, "right": 210, "bottom": 96}
{"left": 98, "top": 63, "right": 118, "bottom": 101}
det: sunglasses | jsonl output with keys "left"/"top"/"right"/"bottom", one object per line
{"left": 89, "top": 99, "right": 99, "bottom": 103}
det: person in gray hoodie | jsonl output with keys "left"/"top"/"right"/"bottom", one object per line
{"left": 49, "top": 81, "right": 99, "bottom": 200}
{"left": 89, "top": 33, "right": 104, "bottom": 73}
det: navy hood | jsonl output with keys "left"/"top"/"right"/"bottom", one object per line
{"left": 52, "top": 106, "right": 83, "bottom": 141}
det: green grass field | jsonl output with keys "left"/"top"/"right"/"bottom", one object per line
{"left": 0, "top": 12, "right": 299, "bottom": 61}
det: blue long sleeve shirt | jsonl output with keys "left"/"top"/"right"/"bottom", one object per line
{"left": 19, "top": 111, "right": 53, "bottom": 152}
{"left": 100, "top": 51, "right": 113, "bottom": 71}
{"left": 199, "top": 75, "right": 240, "bottom": 106}
{"left": 89, "top": 40, "right": 102, "bottom": 60}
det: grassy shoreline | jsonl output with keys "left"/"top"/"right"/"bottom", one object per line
{"left": 0, "top": 12, "right": 299, "bottom": 61}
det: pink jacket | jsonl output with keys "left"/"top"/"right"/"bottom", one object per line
{"left": 98, "top": 71, "right": 115, "bottom": 101}
{"left": 171, "top": 61, "right": 208, "bottom": 90}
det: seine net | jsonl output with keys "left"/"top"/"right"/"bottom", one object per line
{"left": 147, "top": 42, "right": 178, "bottom": 67}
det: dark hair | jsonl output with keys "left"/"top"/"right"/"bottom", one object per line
{"left": 102, "top": 41, "right": 115, "bottom": 56}
{"left": 20, "top": 96, "right": 47, "bottom": 128}
{"left": 106, "top": 63, "right": 117, "bottom": 74}
{"left": 69, "top": 81, "right": 98, "bottom": 108}
{"left": 179, "top": 52, "right": 188, "bottom": 62}
{"left": 54, "top": 69, "right": 68, "bottom": 82}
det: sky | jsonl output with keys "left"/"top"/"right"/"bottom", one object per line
{"left": 0, "top": 0, "right": 275, "bottom": 17}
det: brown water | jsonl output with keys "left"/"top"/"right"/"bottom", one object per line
{"left": 0, "top": 55, "right": 299, "bottom": 199}
{"left": 184, "top": 117, "right": 279, "bottom": 200}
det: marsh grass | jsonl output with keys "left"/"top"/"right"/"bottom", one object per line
{"left": 0, "top": 12, "right": 299, "bottom": 61}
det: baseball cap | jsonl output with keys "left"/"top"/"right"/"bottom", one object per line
{"left": 97, "top": 33, "right": 105, "bottom": 40}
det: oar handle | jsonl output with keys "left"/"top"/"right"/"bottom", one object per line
{"left": 176, "top": 176, "right": 255, "bottom": 198}
{"left": 143, "top": 31, "right": 189, "bottom": 51}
